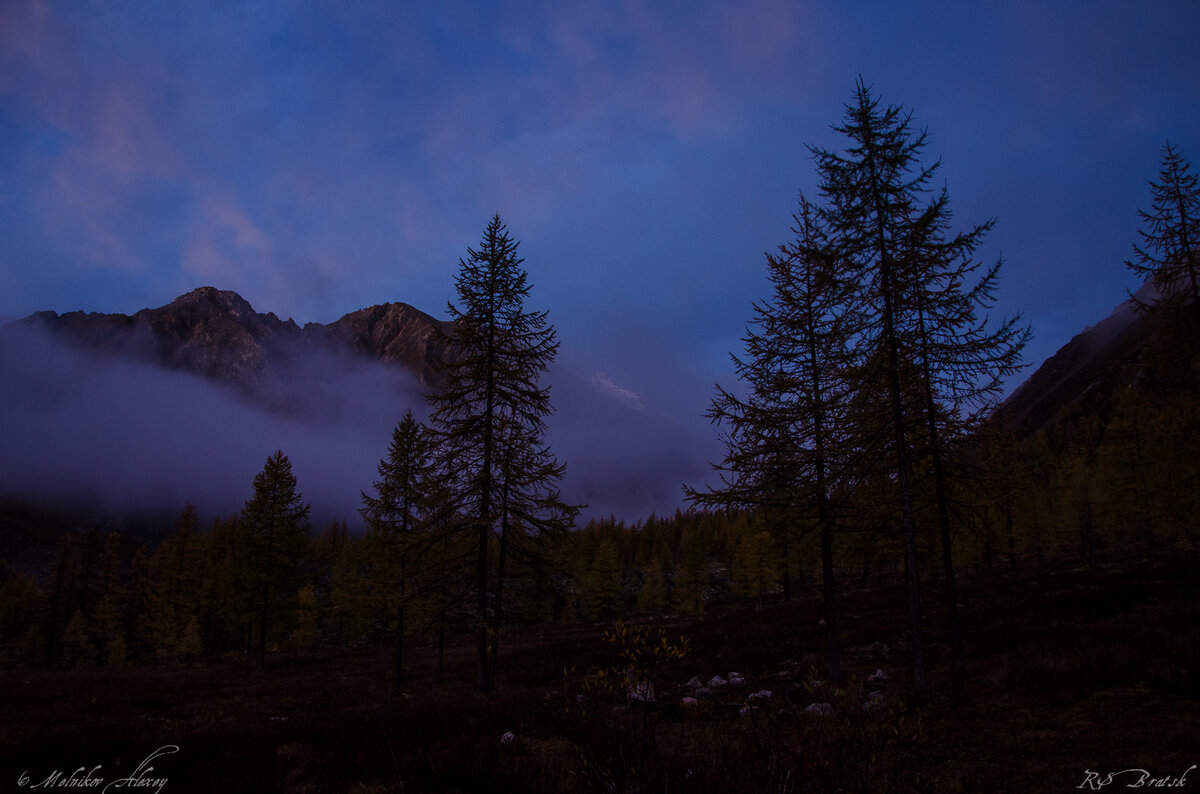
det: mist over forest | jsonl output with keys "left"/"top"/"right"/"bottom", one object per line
{"left": 0, "top": 320, "right": 718, "bottom": 528}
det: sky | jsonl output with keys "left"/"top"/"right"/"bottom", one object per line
{"left": 2, "top": 1, "right": 1199, "bottom": 520}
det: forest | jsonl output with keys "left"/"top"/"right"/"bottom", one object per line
{"left": 2, "top": 82, "right": 1198, "bottom": 792}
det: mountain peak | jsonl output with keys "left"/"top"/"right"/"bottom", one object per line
{"left": 158, "top": 286, "right": 257, "bottom": 320}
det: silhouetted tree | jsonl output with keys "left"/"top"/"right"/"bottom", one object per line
{"left": 1127, "top": 142, "right": 1200, "bottom": 326}
{"left": 360, "top": 410, "right": 436, "bottom": 694}
{"left": 903, "top": 184, "right": 1029, "bottom": 678}
{"left": 807, "top": 79, "right": 969, "bottom": 691}
{"left": 428, "top": 215, "right": 576, "bottom": 692}
{"left": 691, "top": 193, "right": 857, "bottom": 681}
{"left": 241, "top": 450, "right": 310, "bottom": 674}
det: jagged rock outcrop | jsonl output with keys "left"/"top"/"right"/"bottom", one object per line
{"left": 318, "top": 302, "right": 446, "bottom": 385}
{"left": 8, "top": 286, "right": 449, "bottom": 393}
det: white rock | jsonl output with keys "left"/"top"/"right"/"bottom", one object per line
{"left": 685, "top": 676, "right": 702, "bottom": 689}
{"left": 500, "top": 731, "right": 515, "bottom": 745}
{"left": 729, "top": 676, "right": 746, "bottom": 687}
{"left": 804, "top": 702, "right": 834, "bottom": 716}
{"left": 708, "top": 675, "right": 728, "bottom": 688}
{"left": 868, "top": 668, "right": 889, "bottom": 682}
{"left": 682, "top": 696, "right": 699, "bottom": 707}
{"left": 748, "top": 690, "right": 772, "bottom": 702}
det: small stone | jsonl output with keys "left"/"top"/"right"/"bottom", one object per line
{"left": 804, "top": 702, "right": 833, "bottom": 716}
{"left": 695, "top": 687, "right": 712, "bottom": 699}
{"left": 708, "top": 675, "right": 727, "bottom": 688}
{"left": 682, "top": 696, "right": 699, "bottom": 707}
{"left": 500, "top": 731, "right": 515, "bottom": 745}
{"left": 685, "top": 676, "right": 702, "bottom": 689}
{"left": 748, "top": 690, "right": 772, "bottom": 702}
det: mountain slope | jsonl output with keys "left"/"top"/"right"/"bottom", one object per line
{"left": 1000, "top": 284, "right": 1153, "bottom": 436}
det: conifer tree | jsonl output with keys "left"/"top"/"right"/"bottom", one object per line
{"left": 241, "top": 450, "right": 310, "bottom": 674}
{"left": 809, "top": 79, "right": 936, "bottom": 690}
{"left": 428, "top": 215, "right": 575, "bottom": 692}
{"left": 692, "top": 193, "right": 855, "bottom": 682}
{"left": 1127, "top": 142, "right": 1200, "bottom": 326}
{"left": 808, "top": 79, "right": 1025, "bottom": 690}
{"left": 903, "top": 188, "right": 1029, "bottom": 678}
{"left": 360, "top": 410, "right": 435, "bottom": 694}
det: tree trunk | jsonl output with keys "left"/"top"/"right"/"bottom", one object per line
{"left": 393, "top": 602, "right": 405, "bottom": 696}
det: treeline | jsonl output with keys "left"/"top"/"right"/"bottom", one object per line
{"left": 0, "top": 496, "right": 539, "bottom": 673}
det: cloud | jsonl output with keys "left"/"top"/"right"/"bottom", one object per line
{"left": 0, "top": 324, "right": 425, "bottom": 526}
{"left": 0, "top": 322, "right": 719, "bottom": 528}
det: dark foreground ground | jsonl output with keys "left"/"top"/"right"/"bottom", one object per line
{"left": 3, "top": 554, "right": 1198, "bottom": 793}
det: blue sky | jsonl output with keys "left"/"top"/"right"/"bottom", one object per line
{"left": 2, "top": 0, "right": 1199, "bottom": 424}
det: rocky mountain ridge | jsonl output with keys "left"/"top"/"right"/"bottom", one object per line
{"left": 10, "top": 286, "right": 448, "bottom": 394}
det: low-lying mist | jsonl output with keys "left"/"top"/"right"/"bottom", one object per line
{"left": 0, "top": 327, "right": 719, "bottom": 532}
{"left": 0, "top": 325, "right": 423, "bottom": 528}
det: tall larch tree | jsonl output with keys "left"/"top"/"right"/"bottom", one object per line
{"left": 428, "top": 215, "right": 575, "bottom": 693}
{"left": 809, "top": 79, "right": 937, "bottom": 691}
{"left": 360, "top": 410, "right": 435, "bottom": 694}
{"left": 810, "top": 79, "right": 1028, "bottom": 689}
{"left": 241, "top": 450, "right": 310, "bottom": 674}
{"left": 1127, "top": 142, "right": 1200, "bottom": 327}
{"left": 904, "top": 188, "right": 1029, "bottom": 678}
{"left": 691, "top": 193, "right": 857, "bottom": 682}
